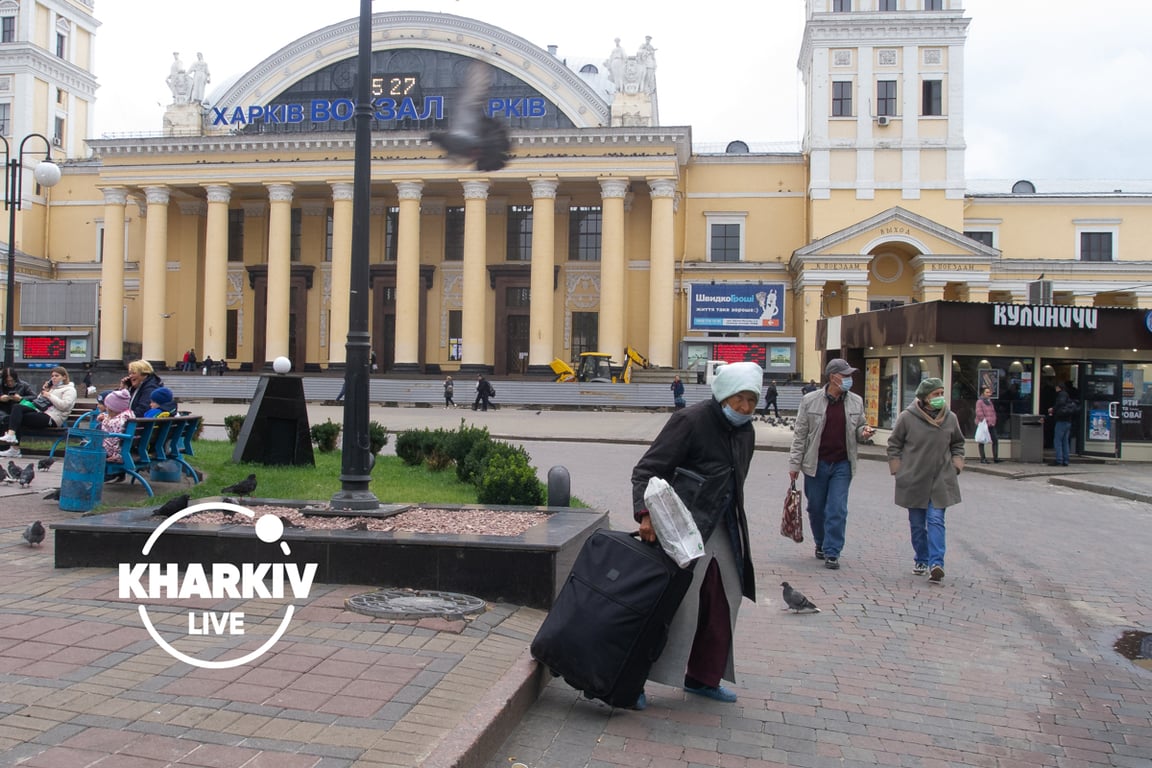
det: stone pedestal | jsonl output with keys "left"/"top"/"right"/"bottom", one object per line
{"left": 163, "top": 103, "right": 204, "bottom": 136}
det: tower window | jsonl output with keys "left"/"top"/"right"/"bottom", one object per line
{"left": 832, "top": 81, "right": 853, "bottom": 117}
{"left": 921, "top": 80, "right": 943, "bottom": 116}
{"left": 925, "top": 0, "right": 943, "bottom": 9}
{"left": 833, "top": 0, "right": 852, "bottom": 10}
{"left": 2, "top": 17, "right": 14, "bottom": 44}
{"left": 879, "top": 0, "right": 898, "bottom": 10}
{"left": 877, "top": 80, "right": 897, "bottom": 117}
{"left": 56, "top": 32, "right": 66, "bottom": 59}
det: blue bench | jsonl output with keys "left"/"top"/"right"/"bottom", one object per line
{"left": 66, "top": 413, "right": 202, "bottom": 497}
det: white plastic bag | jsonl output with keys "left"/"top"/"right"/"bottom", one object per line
{"left": 644, "top": 476, "right": 706, "bottom": 568}
{"left": 975, "top": 419, "right": 992, "bottom": 444}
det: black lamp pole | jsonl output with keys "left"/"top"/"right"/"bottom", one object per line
{"left": 3, "top": 134, "right": 59, "bottom": 370}
{"left": 331, "top": 0, "right": 379, "bottom": 510}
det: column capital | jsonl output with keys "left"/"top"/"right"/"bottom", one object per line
{"left": 142, "top": 185, "right": 170, "bottom": 205}
{"left": 395, "top": 180, "right": 424, "bottom": 200}
{"left": 647, "top": 178, "right": 677, "bottom": 198}
{"left": 204, "top": 184, "right": 232, "bottom": 204}
{"left": 266, "top": 183, "right": 294, "bottom": 203}
{"left": 330, "top": 181, "right": 354, "bottom": 201}
{"left": 529, "top": 177, "right": 560, "bottom": 200}
{"left": 598, "top": 177, "right": 629, "bottom": 199}
{"left": 462, "top": 179, "right": 490, "bottom": 200}
{"left": 101, "top": 186, "right": 128, "bottom": 206}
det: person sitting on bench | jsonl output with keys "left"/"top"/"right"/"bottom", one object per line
{"left": 142, "top": 387, "right": 177, "bottom": 418}
{"left": 0, "top": 366, "right": 77, "bottom": 459}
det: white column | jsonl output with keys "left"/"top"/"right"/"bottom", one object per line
{"left": 529, "top": 178, "right": 559, "bottom": 369}
{"left": 140, "top": 185, "right": 170, "bottom": 365}
{"left": 461, "top": 179, "right": 489, "bottom": 368}
{"left": 201, "top": 184, "right": 231, "bottom": 362}
{"left": 98, "top": 187, "right": 127, "bottom": 365}
{"left": 647, "top": 179, "right": 677, "bottom": 368}
{"left": 328, "top": 182, "right": 354, "bottom": 366}
{"left": 265, "top": 183, "right": 294, "bottom": 364}
{"left": 393, "top": 180, "right": 423, "bottom": 367}
{"left": 598, "top": 178, "right": 628, "bottom": 360}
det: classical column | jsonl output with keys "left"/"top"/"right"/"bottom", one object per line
{"left": 919, "top": 284, "right": 946, "bottom": 302}
{"left": 598, "top": 178, "right": 628, "bottom": 360}
{"left": 392, "top": 180, "right": 423, "bottom": 372}
{"left": 798, "top": 282, "right": 825, "bottom": 382}
{"left": 328, "top": 182, "right": 354, "bottom": 368}
{"left": 265, "top": 183, "right": 294, "bottom": 365}
{"left": 140, "top": 185, "right": 170, "bottom": 366}
{"left": 201, "top": 184, "right": 231, "bottom": 363}
{"left": 1072, "top": 293, "right": 1096, "bottom": 307}
{"left": 461, "top": 179, "right": 489, "bottom": 372}
{"left": 647, "top": 179, "right": 676, "bottom": 368}
{"left": 528, "top": 178, "right": 559, "bottom": 374}
{"left": 844, "top": 281, "right": 870, "bottom": 315}
{"left": 97, "top": 187, "right": 127, "bottom": 368}
{"left": 964, "top": 282, "right": 990, "bottom": 304}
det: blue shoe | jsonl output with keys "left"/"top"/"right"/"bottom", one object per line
{"left": 631, "top": 691, "right": 647, "bottom": 710}
{"left": 684, "top": 683, "right": 737, "bottom": 703}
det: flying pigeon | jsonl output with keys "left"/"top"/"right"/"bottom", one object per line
{"left": 781, "top": 581, "right": 821, "bottom": 613}
{"left": 429, "top": 62, "right": 510, "bottom": 172}
{"left": 18, "top": 463, "right": 35, "bottom": 488}
{"left": 37, "top": 458, "right": 55, "bottom": 471}
{"left": 221, "top": 473, "right": 257, "bottom": 498}
{"left": 22, "top": 520, "right": 45, "bottom": 547}
{"left": 151, "top": 493, "right": 190, "bottom": 518}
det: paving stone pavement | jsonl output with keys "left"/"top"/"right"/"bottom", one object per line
{"left": 2, "top": 404, "right": 1151, "bottom": 767}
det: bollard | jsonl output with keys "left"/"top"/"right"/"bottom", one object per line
{"left": 547, "top": 465, "right": 571, "bottom": 507}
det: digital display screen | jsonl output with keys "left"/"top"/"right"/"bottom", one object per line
{"left": 713, "top": 343, "right": 767, "bottom": 367}
{"left": 372, "top": 74, "right": 420, "bottom": 99}
{"left": 21, "top": 336, "right": 69, "bottom": 360}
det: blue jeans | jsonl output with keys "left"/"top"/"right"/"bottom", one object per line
{"left": 803, "top": 460, "right": 852, "bottom": 559}
{"left": 1053, "top": 420, "right": 1071, "bottom": 464}
{"left": 908, "top": 504, "right": 946, "bottom": 567}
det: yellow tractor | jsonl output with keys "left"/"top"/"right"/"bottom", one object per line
{"left": 550, "top": 346, "right": 649, "bottom": 383}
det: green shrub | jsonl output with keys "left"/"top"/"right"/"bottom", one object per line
{"left": 457, "top": 439, "right": 494, "bottom": 485}
{"left": 310, "top": 419, "right": 342, "bottom": 452}
{"left": 224, "top": 414, "right": 245, "bottom": 443}
{"left": 395, "top": 428, "right": 437, "bottom": 466}
{"left": 367, "top": 420, "right": 389, "bottom": 455}
{"left": 477, "top": 449, "right": 546, "bottom": 506}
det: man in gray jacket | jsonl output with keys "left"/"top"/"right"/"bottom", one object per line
{"left": 788, "top": 358, "right": 875, "bottom": 569}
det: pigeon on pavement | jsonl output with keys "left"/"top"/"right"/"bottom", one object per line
{"left": 37, "top": 458, "right": 55, "bottom": 471}
{"left": 429, "top": 62, "right": 510, "bottom": 172}
{"left": 5, "top": 461, "right": 20, "bottom": 483}
{"left": 18, "top": 463, "right": 35, "bottom": 488}
{"left": 151, "top": 493, "right": 190, "bottom": 518}
{"left": 781, "top": 581, "right": 821, "bottom": 613}
{"left": 22, "top": 520, "right": 46, "bottom": 547}
{"left": 42, "top": 487, "right": 60, "bottom": 501}
{"left": 221, "top": 473, "right": 257, "bottom": 498}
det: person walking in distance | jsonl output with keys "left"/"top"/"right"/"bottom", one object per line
{"left": 788, "top": 359, "right": 875, "bottom": 569}
{"left": 975, "top": 386, "right": 1001, "bottom": 464}
{"left": 473, "top": 374, "right": 494, "bottom": 412}
{"left": 670, "top": 375, "right": 686, "bottom": 410}
{"left": 1047, "top": 381, "right": 1078, "bottom": 466}
{"left": 763, "top": 379, "right": 780, "bottom": 418}
{"left": 443, "top": 376, "right": 456, "bottom": 408}
{"left": 886, "top": 377, "right": 965, "bottom": 582}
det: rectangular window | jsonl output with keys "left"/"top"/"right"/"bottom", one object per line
{"left": 226, "top": 310, "right": 238, "bottom": 359}
{"left": 448, "top": 310, "right": 462, "bottom": 361}
{"left": 506, "top": 286, "right": 531, "bottom": 307}
{"left": 877, "top": 80, "right": 897, "bottom": 116}
{"left": 289, "top": 208, "right": 302, "bottom": 262}
{"left": 1, "top": 17, "right": 15, "bottom": 43}
{"left": 921, "top": 79, "right": 943, "bottom": 116}
{"left": 227, "top": 210, "right": 244, "bottom": 262}
{"left": 96, "top": 224, "right": 104, "bottom": 263}
{"left": 925, "top": 0, "right": 943, "bottom": 9}
{"left": 568, "top": 205, "right": 602, "bottom": 261}
{"left": 832, "top": 81, "right": 853, "bottom": 117}
{"left": 444, "top": 206, "right": 464, "bottom": 261}
{"left": 54, "top": 116, "right": 65, "bottom": 147}
{"left": 383, "top": 207, "right": 399, "bottom": 261}
{"left": 56, "top": 88, "right": 65, "bottom": 105}
{"left": 964, "top": 231, "right": 994, "bottom": 248}
{"left": 324, "top": 209, "right": 333, "bottom": 262}
{"left": 0, "top": 103, "right": 9, "bottom": 136}
{"left": 571, "top": 312, "right": 598, "bottom": 358}
{"left": 879, "top": 0, "right": 898, "bottom": 9}
{"left": 1080, "top": 232, "right": 1114, "bottom": 262}
{"left": 833, "top": 0, "right": 852, "bottom": 10}
{"left": 710, "top": 223, "right": 742, "bottom": 263}
{"left": 56, "top": 32, "right": 66, "bottom": 59}
{"left": 506, "top": 205, "right": 533, "bottom": 262}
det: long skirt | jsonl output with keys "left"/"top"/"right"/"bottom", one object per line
{"left": 648, "top": 524, "right": 742, "bottom": 687}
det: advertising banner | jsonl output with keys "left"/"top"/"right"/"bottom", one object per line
{"left": 690, "top": 283, "right": 785, "bottom": 331}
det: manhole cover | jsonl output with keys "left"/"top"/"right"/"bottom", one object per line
{"left": 345, "top": 588, "right": 487, "bottom": 620}
{"left": 1113, "top": 630, "right": 1152, "bottom": 671}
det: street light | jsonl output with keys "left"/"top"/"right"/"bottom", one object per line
{"left": 2, "top": 134, "right": 61, "bottom": 369}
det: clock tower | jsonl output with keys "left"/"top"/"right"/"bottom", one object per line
{"left": 798, "top": 0, "right": 970, "bottom": 239}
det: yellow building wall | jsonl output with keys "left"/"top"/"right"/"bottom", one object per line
{"left": 966, "top": 199, "right": 1152, "bottom": 262}
{"left": 169, "top": 208, "right": 204, "bottom": 365}
{"left": 74, "top": 25, "right": 92, "bottom": 71}
{"left": 810, "top": 189, "right": 964, "bottom": 240}
{"left": 34, "top": 4, "right": 49, "bottom": 49}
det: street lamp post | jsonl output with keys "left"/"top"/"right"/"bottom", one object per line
{"left": 330, "top": 0, "right": 379, "bottom": 510}
{"left": 2, "top": 134, "right": 61, "bottom": 369}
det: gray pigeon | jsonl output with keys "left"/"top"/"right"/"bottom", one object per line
{"left": 781, "top": 581, "right": 820, "bottom": 613}
{"left": 428, "top": 62, "right": 510, "bottom": 172}
{"left": 22, "top": 520, "right": 45, "bottom": 547}
{"left": 5, "top": 461, "right": 19, "bottom": 483}
{"left": 42, "top": 488, "right": 60, "bottom": 501}
{"left": 37, "top": 457, "right": 55, "bottom": 471}
{"left": 18, "top": 463, "right": 34, "bottom": 488}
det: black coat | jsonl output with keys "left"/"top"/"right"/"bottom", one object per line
{"left": 631, "top": 398, "right": 757, "bottom": 600}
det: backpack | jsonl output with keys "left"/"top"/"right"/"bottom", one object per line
{"left": 487, "top": 382, "right": 496, "bottom": 398}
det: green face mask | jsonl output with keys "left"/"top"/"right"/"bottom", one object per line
{"left": 928, "top": 396, "right": 947, "bottom": 409}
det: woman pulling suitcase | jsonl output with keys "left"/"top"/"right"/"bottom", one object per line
{"left": 629, "top": 361, "right": 762, "bottom": 708}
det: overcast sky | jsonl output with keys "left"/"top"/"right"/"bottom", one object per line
{"left": 92, "top": 1, "right": 1152, "bottom": 183}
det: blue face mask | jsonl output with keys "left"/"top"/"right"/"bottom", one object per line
{"left": 722, "top": 405, "right": 754, "bottom": 426}
{"left": 840, "top": 376, "right": 854, "bottom": 390}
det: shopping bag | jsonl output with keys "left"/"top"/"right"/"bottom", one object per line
{"left": 780, "top": 479, "right": 804, "bottom": 543}
{"left": 975, "top": 419, "right": 992, "bottom": 444}
{"left": 643, "top": 476, "right": 706, "bottom": 568}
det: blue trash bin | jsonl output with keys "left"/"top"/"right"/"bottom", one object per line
{"left": 60, "top": 429, "right": 106, "bottom": 513}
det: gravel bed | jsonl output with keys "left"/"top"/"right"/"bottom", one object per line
{"left": 182, "top": 505, "right": 548, "bottom": 536}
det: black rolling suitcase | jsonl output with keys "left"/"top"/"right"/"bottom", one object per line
{"left": 531, "top": 528, "right": 694, "bottom": 708}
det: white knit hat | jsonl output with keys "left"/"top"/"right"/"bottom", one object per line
{"left": 711, "top": 362, "right": 764, "bottom": 402}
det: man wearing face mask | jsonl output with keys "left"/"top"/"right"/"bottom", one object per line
{"left": 630, "top": 361, "right": 761, "bottom": 708}
{"left": 788, "top": 358, "right": 875, "bottom": 570}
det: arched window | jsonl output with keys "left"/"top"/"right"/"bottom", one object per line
{"left": 580, "top": 64, "right": 598, "bottom": 74}
{"left": 725, "top": 140, "right": 750, "bottom": 154}
{"left": 1011, "top": 180, "right": 1036, "bottom": 194}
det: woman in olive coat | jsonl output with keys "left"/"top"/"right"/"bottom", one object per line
{"left": 886, "top": 377, "right": 965, "bottom": 583}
